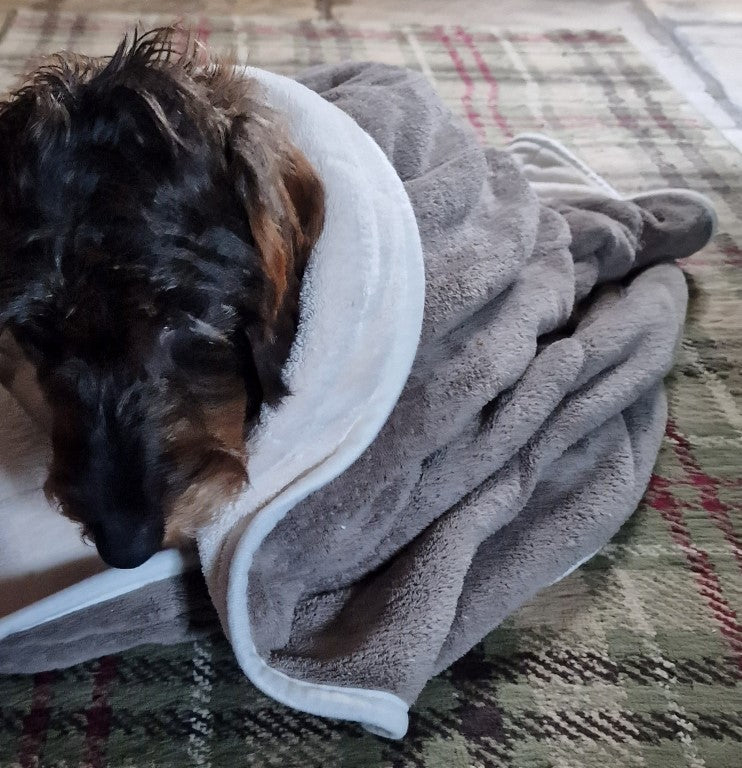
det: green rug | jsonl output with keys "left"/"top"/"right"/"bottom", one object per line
{"left": 0, "top": 9, "right": 740, "bottom": 768}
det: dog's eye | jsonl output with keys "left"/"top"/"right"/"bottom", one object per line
{"left": 170, "top": 332, "right": 234, "bottom": 376}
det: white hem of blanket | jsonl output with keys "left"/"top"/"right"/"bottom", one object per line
{"left": 225, "top": 344, "right": 420, "bottom": 739}
{"left": 0, "top": 548, "right": 196, "bottom": 641}
{"left": 227, "top": 428, "right": 414, "bottom": 739}
{"left": 509, "top": 133, "right": 720, "bottom": 240}
{"left": 548, "top": 545, "right": 604, "bottom": 587}
{"left": 224, "top": 177, "right": 423, "bottom": 742}
{"left": 507, "top": 132, "right": 622, "bottom": 198}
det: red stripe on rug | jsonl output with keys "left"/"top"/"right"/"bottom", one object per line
{"left": 666, "top": 420, "right": 742, "bottom": 571}
{"left": 194, "top": 16, "right": 212, "bottom": 46}
{"left": 719, "top": 242, "right": 742, "bottom": 259}
{"left": 655, "top": 471, "right": 742, "bottom": 489}
{"left": 649, "top": 474, "right": 742, "bottom": 673}
{"left": 454, "top": 26, "right": 513, "bottom": 139}
{"left": 17, "top": 671, "right": 55, "bottom": 768}
{"left": 683, "top": 241, "right": 742, "bottom": 268}
{"left": 432, "top": 25, "right": 486, "bottom": 142}
{"left": 83, "top": 656, "right": 118, "bottom": 768}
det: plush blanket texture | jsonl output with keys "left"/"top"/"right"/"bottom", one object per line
{"left": 0, "top": 61, "right": 716, "bottom": 740}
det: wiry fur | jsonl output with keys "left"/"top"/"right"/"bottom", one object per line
{"left": 0, "top": 28, "right": 325, "bottom": 567}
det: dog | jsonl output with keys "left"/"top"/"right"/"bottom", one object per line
{"left": 0, "top": 28, "right": 325, "bottom": 568}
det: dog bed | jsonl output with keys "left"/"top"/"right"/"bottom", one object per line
{"left": 0, "top": 62, "right": 716, "bottom": 739}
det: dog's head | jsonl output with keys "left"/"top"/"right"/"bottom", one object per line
{"left": 0, "top": 29, "right": 324, "bottom": 567}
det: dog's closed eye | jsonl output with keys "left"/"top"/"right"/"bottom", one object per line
{"left": 171, "top": 326, "right": 233, "bottom": 371}
{"left": 162, "top": 324, "right": 245, "bottom": 402}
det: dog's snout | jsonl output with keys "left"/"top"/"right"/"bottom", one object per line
{"left": 92, "top": 515, "right": 163, "bottom": 569}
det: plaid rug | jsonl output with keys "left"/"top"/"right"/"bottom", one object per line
{"left": 0, "top": 9, "right": 740, "bottom": 768}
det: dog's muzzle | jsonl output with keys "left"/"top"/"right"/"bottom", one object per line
{"left": 91, "top": 514, "right": 163, "bottom": 569}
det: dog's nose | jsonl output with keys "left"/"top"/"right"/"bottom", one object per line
{"left": 92, "top": 515, "right": 163, "bottom": 569}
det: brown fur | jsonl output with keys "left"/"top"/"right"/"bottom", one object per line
{"left": 164, "top": 394, "right": 249, "bottom": 540}
{"left": 0, "top": 27, "right": 325, "bottom": 567}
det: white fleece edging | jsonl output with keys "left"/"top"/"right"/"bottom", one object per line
{"left": 508, "top": 133, "right": 718, "bottom": 237}
{"left": 0, "top": 67, "right": 423, "bottom": 740}
{"left": 194, "top": 68, "right": 425, "bottom": 740}
{"left": 0, "top": 548, "right": 194, "bottom": 641}
{"left": 508, "top": 132, "right": 622, "bottom": 198}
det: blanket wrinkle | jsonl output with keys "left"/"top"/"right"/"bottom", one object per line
{"left": 0, "top": 62, "right": 717, "bottom": 742}
{"left": 240, "top": 64, "right": 706, "bottom": 713}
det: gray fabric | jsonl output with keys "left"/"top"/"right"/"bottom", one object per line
{"left": 0, "top": 63, "right": 714, "bottom": 711}
{"left": 0, "top": 571, "right": 216, "bottom": 673}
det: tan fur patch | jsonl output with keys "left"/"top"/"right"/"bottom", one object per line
{"left": 0, "top": 330, "right": 52, "bottom": 431}
{"left": 203, "top": 394, "right": 248, "bottom": 456}
{"left": 164, "top": 395, "right": 248, "bottom": 541}
{"left": 164, "top": 451, "right": 247, "bottom": 541}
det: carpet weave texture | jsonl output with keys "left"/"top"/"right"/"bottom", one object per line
{"left": 0, "top": 9, "right": 740, "bottom": 768}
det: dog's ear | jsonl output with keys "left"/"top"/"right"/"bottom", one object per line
{"left": 227, "top": 108, "right": 325, "bottom": 406}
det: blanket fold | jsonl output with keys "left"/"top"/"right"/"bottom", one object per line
{"left": 0, "top": 62, "right": 715, "bottom": 740}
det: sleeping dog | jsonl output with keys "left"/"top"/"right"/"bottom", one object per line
{"left": 0, "top": 28, "right": 324, "bottom": 568}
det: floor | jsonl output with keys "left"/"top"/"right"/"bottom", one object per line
{"left": 2, "top": 1, "right": 740, "bottom": 150}
{"left": 7, "top": 0, "right": 739, "bottom": 151}
{"left": 0, "top": 5, "right": 738, "bottom": 766}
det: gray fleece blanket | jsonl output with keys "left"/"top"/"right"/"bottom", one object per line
{"left": 0, "top": 63, "right": 715, "bottom": 738}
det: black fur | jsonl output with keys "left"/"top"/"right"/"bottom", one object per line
{"left": 0, "top": 30, "right": 321, "bottom": 568}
